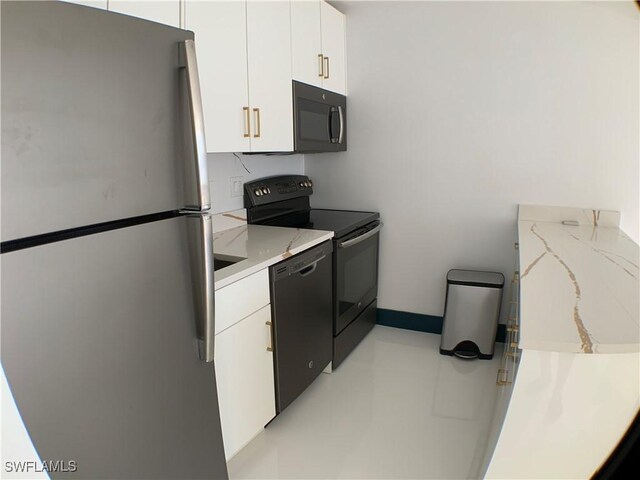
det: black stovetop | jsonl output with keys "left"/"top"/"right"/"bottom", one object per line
{"left": 255, "top": 208, "right": 379, "bottom": 239}
{"left": 244, "top": 175, "right": 380, "bottom": 239}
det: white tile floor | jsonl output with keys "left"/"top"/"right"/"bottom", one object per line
{"left": 228, "top": 326, "right": 503, "bottom": 479}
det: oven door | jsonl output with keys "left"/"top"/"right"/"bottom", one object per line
{"left": 334, "top": 221, "right": 382, "bottom": 334}
{"left": 293, "top": 81, "right": 346, "bottom": 153}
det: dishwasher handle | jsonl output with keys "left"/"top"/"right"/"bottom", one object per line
{"left": 298, "top": 258, "right": 323, "bottom": 277}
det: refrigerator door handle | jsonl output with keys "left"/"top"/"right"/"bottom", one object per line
{"left": 180, "top": 39, "right": 210, "bottom": 211}
{"left": 188, "top": 214, "right": 216, "bottom": 362}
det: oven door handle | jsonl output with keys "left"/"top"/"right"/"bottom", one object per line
{"left": 337, "top": 222, "right": 383, "bottom": 249}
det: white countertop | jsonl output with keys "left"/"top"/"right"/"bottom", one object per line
{"left": 517, "top": 206, "right": 639, "bottom": 353}
{"left": 213, "top": 224, "right": 334, "bottom": 290}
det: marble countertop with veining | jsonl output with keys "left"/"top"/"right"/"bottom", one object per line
{"left": 518, "top": 218, "right": 639, "bottom": 353}
{"left": 213, "top": 224, "right": 334, "bottom": 290}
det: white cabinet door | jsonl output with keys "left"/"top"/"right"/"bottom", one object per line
{"left": 290, "top": 0, "right": 323, "bottom": 88}
{"left": 320, "top": 0, "right": 346, "bottom": 94}
{"left": 246, "top": 0, "right": 293, "bottom": 152}
{"left": 61, "top": 0, "right": 107, "bottom": 9}
{"left": 215, "top": 304, "right": 276, "bottom": 460}
{"left": 185, "top": 0, "right": 251, "bottom": 153}
{"left": 109, "top": 1, "right": 180, "bottom": 27}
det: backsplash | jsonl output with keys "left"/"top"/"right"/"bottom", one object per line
{"left": 207, "top": 153, "right": 305, "bottom": 214}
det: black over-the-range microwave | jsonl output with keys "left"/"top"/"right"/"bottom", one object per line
{"left": 293, "top": 80, "right": 346, "bottom": 153}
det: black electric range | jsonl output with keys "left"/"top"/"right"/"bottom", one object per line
{"left": 244, "top": 175, "right": 382, "bottom": 369}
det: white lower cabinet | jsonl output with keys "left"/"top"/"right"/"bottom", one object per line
{"left": 214, "top": 271, "right": 276, "bottom": 461}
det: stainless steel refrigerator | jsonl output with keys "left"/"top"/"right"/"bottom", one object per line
{"left": 1, "top": 1, "right": 228, "bottom": 478}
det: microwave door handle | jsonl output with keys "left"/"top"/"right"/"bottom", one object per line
{"left": 338, "top": 105, "right": 344, "bottom": 143}
{"left": 180, "top": 39, "right": 210, "bottom": 211}
{"left": 328, "top": 107, "right": 337, "bottom": 143}
{"left": 337, "top": 222, "right": 383, "bottom": 249}
{"left": 338, "top": 105, "right": 345, "bottom": 144}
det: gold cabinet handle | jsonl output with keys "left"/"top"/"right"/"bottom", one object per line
{"left": 506, "top": 325, "right": 519, "bottom": 333}
{"left": 243, "top": 106, "right": 250, "bottom": 138}
{"left": 496, "top": 368, "right": 512, "bottom": 386}
{"left": 506, "top": 350, "right": 519, "bottom": 359}
{"left": 323, "top": 56, "right": 329, "bottom": 79}
{"left": 253, "top": 108, "right": 261, "bottom": 138}
{"left": 318, "top": 53, "right": 324, "bottom": 77}
{"left": 266, "top": 320, "right": 273, "bottom": 352}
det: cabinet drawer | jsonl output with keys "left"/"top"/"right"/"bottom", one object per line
{"left": 215, "top": 269, "right": 270, "bottom": 334}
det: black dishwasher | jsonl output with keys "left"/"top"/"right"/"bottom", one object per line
{"left": 270, "top": 240, "right": 333, "bottom": 414}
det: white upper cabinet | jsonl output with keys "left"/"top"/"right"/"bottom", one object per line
{"left": 246, "top": 1, "right": 293, "bottom": 152}
{"left": 61, "top": 1, "right": 107, "bottom": 9}
{"left": 290, "top": 0, "right": 323, "bottom": 88}
{"left": 320, "top": 2, "right": 347, "bottom": 95}
{"left": 109, "top": 1, "right": 180, "bottom": 27}
{"left": 186, "top": 0, "right": 292, "bottom": 153}
{"left": 290, "top": 0, "right": 346, "bottom": 95}
{"left": 185, "top": 1, "right": 251, "bottom": 153}
{"left": 320, "top": 0, "right": 346, "bottom": 94}
{"left": 86, "top": 0, "right": 345, "bottom": 152}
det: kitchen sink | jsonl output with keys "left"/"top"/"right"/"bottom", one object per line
{"left": 213, "top": 255, "right": 244, "bottom": 271}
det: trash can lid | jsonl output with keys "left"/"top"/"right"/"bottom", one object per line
{"left": 447, "top": 269, "right": 504, "bottom": 288}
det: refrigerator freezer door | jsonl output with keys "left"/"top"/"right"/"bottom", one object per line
{"left": 1, "top": 216, "right": 228, "bottom": 479}
{"left": 1, "top": 1, "right": 208, "bottom": 242}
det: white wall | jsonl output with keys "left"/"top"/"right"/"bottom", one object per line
{"left": 305, "top": 1, "right": 639, "bottom": 319}
{"left": 208, "top": 153, "right": 304, "bottom": 213}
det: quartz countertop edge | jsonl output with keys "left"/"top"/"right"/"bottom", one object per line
{"left": 517, "top": 212, "right": 639, "bottom": 354}
{"left": 213, "top": 224, "right": 334, "bottom": 290}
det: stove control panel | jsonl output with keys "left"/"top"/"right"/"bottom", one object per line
{"left": 244, "top": 175, "right": 313, "bottom": 207}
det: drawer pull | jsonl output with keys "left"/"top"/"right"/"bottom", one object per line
{"left": 496, "top": 368, "right": 512, "bottom": 386}
{"left": 253, "top": 108, "right": 261, "bottom": 138}
{"left": 266, "top": 320, "right": 273, "bottom": 352}
{"left": 243, "top": 106, "right": 250, "bottom": 137}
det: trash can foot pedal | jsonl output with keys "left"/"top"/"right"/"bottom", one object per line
{"left": 453, "top": 340, "right": 480, "bottom": 359}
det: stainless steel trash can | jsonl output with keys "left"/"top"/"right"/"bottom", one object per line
{"left": 440, "top": 269, "right": 504, "bottom": 359}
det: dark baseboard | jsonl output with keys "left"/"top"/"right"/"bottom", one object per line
{"left": 376, "top": 308, "right": 507, "bottom": 343}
